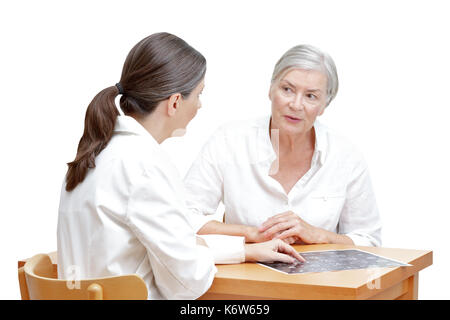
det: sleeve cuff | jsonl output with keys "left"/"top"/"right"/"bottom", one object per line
{"left": 198, "top": 234, "right": 245, "bottom": 264}
{"left": 346, "top": 233, "right": 381, "bottom": 247}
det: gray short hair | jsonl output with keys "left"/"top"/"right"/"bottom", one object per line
{"left": 271, "top": 44, "right": 339, "bottom": 106}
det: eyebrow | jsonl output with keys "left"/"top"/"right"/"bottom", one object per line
{"left": 280, "top": 79, "right": 322, "bottom": 93}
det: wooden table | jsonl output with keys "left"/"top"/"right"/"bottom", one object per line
{"left": 198, "top": 244, "right": 432, "bottom": 300}
{"left": 18, "top": 244, "right": 432, "bottom": 300}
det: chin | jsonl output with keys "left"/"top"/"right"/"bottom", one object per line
{"left": 272, "top": 114, "right": 309, "bottom": 135}
{"left": 282, "top": 126, "right": 305, "bottom": 137}
{"left": 282, "top": 120, "right": 307, "bottom": 134}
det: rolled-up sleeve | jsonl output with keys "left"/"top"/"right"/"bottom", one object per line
{"left": 339, "top": 158, "right": 382, "bottom": 247}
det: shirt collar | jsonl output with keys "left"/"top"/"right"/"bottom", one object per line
{"left": 258, "top": 115, "right": 328, "bottom": 166}
{"left": 313, "top": 120, "right": 327, "bottom": 165}
{"left": 113, "top": 115, "right": 159, "bottom": 146}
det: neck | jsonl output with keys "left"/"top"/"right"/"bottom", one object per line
{"left": 133, "top": 111, "right": 171, "bottom": 144}
{"left": 270, "top": 120, "right": 315, "bottom": 154}
{"left": 280, "top": 130, "right": 314, "bottom": 153}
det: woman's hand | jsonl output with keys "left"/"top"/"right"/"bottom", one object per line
{"left": 245, "top": 225, "right": 297, "bottom": 244}
{"left": 244, "top": 239, "right": 305, "bottom": 263}
{"left": 259, "top": 211, "right": 330, "bottom": 245}
{"left": 245, "top": 226, "right": 269, "bottom": 243}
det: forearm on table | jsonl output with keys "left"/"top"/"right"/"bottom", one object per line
{"left": 197, "top": 220, "right": 255, "bottom": 242}
{"left": 324, "top": 230, "right": 354, "bottom": 245}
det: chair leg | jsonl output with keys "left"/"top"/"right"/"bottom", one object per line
{"left": 18, "top": 267, "right": 30, "bottom": 300}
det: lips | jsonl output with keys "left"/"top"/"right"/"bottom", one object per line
{"left": 284, "top": 115, "right": 302, "bottom": 123}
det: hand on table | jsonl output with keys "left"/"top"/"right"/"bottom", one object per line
{"left": 245, "top": 239, "right": 305, "bottom": 263}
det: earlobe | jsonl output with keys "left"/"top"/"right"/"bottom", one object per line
{"left": 166, "top": 100, "right": 176, "bottom": 117}
{"left": 167, "top": 104, "right": 176, "bottom": 117}
{"left": 318, "top": 105, "right": 326, "bottom": 116}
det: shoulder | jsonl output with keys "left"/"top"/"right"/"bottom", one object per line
{"left": 207, "top": 115, "right": 269, "bottom": 144}
{"left": 315, "top": 121, "right": 367, "bottom": 165}
{"left": 102, "top": 133, "right": 177, "bottom": 182}
{"left": 200, "top": 116, "right": 269, "bottom": 157}
{"left": 218, "top": 115, "right": 268, "bottom": 131}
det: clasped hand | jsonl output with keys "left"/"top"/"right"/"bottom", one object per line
{"left": 254, "top": 211, "right": 330, "bottom": 245}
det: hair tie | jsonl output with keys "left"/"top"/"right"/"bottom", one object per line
{"left": 115, "top": 82, "right": 124, "bottom": 95}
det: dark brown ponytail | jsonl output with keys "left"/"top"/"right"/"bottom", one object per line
{"left": 65, "top": 32, "right": 206, "bottom": 191}
{"left": 65, "top": 86, "right": 120, "bottom": 191}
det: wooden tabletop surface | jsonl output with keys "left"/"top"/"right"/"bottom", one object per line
{"left": 200, "top": 243, "right": 433, "bottom": 299}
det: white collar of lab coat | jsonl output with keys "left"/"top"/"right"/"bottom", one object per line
{"left": 258, "top": 115, "right": 327, "bottom": 166}
{"left": 113, "top": 115, "right": 159, "bottom": 146}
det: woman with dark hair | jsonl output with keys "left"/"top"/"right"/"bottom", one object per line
{"left": 57, "top": 32, "right": 303, "bottom": 300}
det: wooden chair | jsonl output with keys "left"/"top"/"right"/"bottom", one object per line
{"left": 18, "top": 253, "right": 148, "bottom": 300}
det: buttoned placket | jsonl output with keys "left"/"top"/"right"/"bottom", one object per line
{"left": 259, "top": 117, "right": 326, "bottom": 213}
{"left": 288, "top": 148, "right": 322, "bottom": 207}
{"left": 257, "top": 123, "right": 291, "bottom": 212}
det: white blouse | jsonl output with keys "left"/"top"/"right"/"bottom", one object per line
{"left": 184, "top": 116, "right": 382, "bottom": 247}
{"left": 57, "top": 115, "right": 245, "bottom": 300}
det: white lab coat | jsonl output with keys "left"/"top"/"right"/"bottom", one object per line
{"left": 57, "top": 115, "right": 244, "bottom": 300}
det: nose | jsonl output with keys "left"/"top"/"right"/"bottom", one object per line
{"left": 289, "top": 93, "right": 304, "bottom": 110}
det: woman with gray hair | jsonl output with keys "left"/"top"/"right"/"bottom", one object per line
{"left": 184, "top": 44, "right": 382, "bottom": 247}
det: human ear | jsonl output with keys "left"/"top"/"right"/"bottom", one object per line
{"left": 318, "top": 104, "right": 327, "bottom": 116}
{"left": 167, "top": 93, "right": 182, "bottom": 117}
{"left": 268, "top": 84, "right": 274, "bottom": 101}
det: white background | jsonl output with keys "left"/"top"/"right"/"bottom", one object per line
{"left": 1, "top": 0, "right": 449, "bottom": 300}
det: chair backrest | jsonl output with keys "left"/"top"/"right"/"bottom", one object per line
{"left": 19, "top": 254, "right": 148, "bottom": 300}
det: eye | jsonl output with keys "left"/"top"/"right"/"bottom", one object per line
{"left": 282, "top": 86, "right": 293, "bottom": 93}
{"left": 307, "top": 93, "right": 317, "bottom": 100}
